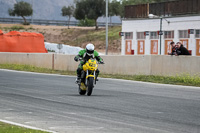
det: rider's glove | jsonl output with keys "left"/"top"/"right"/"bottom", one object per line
{"left": 99, "top": 61, "right": 104, "bottom": 64}
{"left": 74, "top": 56, "right": 79, "bottom": 62}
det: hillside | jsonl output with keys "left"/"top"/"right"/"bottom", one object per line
{"left": 0, "top": 0, "right": 74, "bottom": 20}
{"left": 0, "top": 0, "right": 121, "bottom": 23}
{"left": 0, "top": 24, "right": 122, "bottom": 54}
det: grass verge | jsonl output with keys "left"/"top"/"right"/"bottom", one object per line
{"left": 0, "top": 64, "right": 76, "bottom": 76}
{"left": 101, "top": 74, "right": 200, "bottom": 87}
{"left": 0, "top": 64, "right": 200, "bottom": 87}
{"left": 0, "top": 25, "right": 34, "bottom": 31}
{"left": 0, "top": 121, "right": 48, "bottom": 133}
{"left": 62, "top": 26, "right": 121, "bottom": 48}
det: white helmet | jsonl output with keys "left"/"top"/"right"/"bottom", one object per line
{"left": 86, "top": 43, "right": 94, "bottom": 56}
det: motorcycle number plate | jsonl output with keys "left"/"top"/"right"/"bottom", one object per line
{"left": 89, "top": 63, "right": 95, "bottom": 67}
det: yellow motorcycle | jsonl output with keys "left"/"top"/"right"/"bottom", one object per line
{"left": 78, "top": 58, "right": 103, "bottom": 96}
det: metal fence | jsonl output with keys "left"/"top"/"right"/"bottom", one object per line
{"left": 149, "top": 0, "right": 200, "bottom": 17}
{"left": 0, "top": 17, "right": 121, "bottom": 27}
{"left": 125, "top": 0, "right": 200, "bottom": 18}
{"left": 125, "top": 4, "right": 148, "bottom": 18}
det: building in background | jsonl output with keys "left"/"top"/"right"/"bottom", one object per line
{"left": 121, "top": 0, "right": 200, "bottom": 56}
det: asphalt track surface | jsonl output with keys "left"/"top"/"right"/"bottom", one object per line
{"left": 0, "top": 69, "right": 200, "bottom": 133}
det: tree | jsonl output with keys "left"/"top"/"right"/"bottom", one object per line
{"left": 109, "top": 0, "right": 121, "bottom": 26}
{"left": 62, "top": 5, "right": 74, "bottom": 29}
{"left": 74, "top": 0, "right": 105, "bottom": 30}
{"left": 8, "top": 1, "right": 33, "bottom": 25}
{"left": 78, "top": 18, "right": 95, "bottom": 27}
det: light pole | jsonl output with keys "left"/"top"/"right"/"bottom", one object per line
{"left": 148, "top": 14, "right": 170, "bottom": 55}
{"left": 31, "top": 0, "right": 33, "bottom": 24}
{"left": 105, "top": 0, "right": 108, "bottom": 55}
{"left": 159, "top": 17, "right": 163, "bottom": 55}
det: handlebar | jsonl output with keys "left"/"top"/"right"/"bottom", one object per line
{"left": 98, "top": 62, "right": 105, "bottom": 64}
{"left": 78, "top": 58, "right": 105, "bottom": 64}
{"left": 78, "top": 58, "right": 83, "bottom": 61}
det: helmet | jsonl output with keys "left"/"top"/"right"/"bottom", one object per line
{"left": 86, "top": 43, "right": 94, "bottom": 56}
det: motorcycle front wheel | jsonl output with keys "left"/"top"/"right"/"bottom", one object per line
{"left": 87, "top": 77, "right": 94, "bottom": 96}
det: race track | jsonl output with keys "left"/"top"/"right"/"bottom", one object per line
{"left": 0, "top": 69, "right": 200, "bottom": 133}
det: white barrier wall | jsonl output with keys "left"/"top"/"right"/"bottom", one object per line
{"left": 98, "top": 55, "right": 151, "bottom": 75}
{"left": 0, "top": 53, "right": 53, "bottom": 69}
{"left": 0, "top": 53, "right": 200, "bottom": 77}
{"left": 151, "top": 55, "right": 200, "bottom": 76}
{"left": 53, "top": 54, "right": 78, "bottom": 71}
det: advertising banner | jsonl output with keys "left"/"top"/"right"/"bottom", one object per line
{"left": 137, "top": 40, "right": 145, "bottom": 55}
{"left": 180, "top": 39, "right": 188, "bottom": 49}
{"left": 151, "top": 40, "right": 158, "bottom": 55}
{"left": 165, "top": 40, "right": 173, "bottom": 55}
{"left": 125, "top": 40, "right": 132, "bottom": 55}
{"left": 196, "top": 39, "right": 200, "bottom": 56}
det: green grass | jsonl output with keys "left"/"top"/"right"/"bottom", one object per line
{"left": 0, "top": 26, "right": 34, "bottom": 31}
{"left": 62, "top": 26, "right": 121, "bottom": 46}
{"left": 84, "top": 26, "right": 121, "bottom": 41}
{"left": 0, "top": 64, "right": 200, "bottom": 87}
{"left": 0, "top": 121, "right": 48, "bottom": 133}
{"left": 0, "top": 64, "right": 76, "bottom": 76}
{"left": 100, "top": 74, "right": 200, "bottom": 87}
{"left": 7, "top": 26, "right": 25, "bottom": 31}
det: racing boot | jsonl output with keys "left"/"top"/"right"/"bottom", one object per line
{"left": 96, "top": 69, "right": 100, "bottom": 81}
{"left": 75, "top": 67, "right": 82, "bottom": 84}
{"left": 95, "top": 76, "right": 99, "bottom": 81}
{"left": 75, "top": 75, "right": 81, "bottom": 84}
{"left": 75, "top": 77, "right": 81, "bottom": 84}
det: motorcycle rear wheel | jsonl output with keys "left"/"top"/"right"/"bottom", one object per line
{"left": 87, "top": 77, "right": 94, "bottom": 96}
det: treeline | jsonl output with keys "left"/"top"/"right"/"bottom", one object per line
{"left": 64, "top": 0, "right": 175, "bottom": 29}
{"left": 8, "top": 0, "right": 175, "bottom": 29}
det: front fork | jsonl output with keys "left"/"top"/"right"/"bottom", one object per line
{"left": 85, "top": 70, "right": 96, "bottom": 85}
{"left": 85, "top": 70, "right": 89, "bottom": 85}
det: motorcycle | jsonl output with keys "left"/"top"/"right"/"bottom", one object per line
{"left": 77, "top": 58, "right": 103, "bottom": 96}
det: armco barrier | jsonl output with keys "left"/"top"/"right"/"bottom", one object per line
{"left": 0, "top": 53, "right": 199, "bottom": 77}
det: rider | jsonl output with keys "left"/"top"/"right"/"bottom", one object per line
{"left": 74, "top": 43, "right": 104, "bottom": 83}
{"left": 168, "top": 41, "right": 177, "bottom": 55}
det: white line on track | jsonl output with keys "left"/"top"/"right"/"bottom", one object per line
{"left": 0, "top": 119, "right": 56, "bottom": 133}
{"left": 0, "top": 68, "right": 200, "bottom": 90}
{"left": 0, "top": 93, "right": 171, "bottom": 133}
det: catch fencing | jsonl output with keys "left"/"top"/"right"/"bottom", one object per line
{"left": 0, "top": 17, "right": 121, "bottom": 27}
